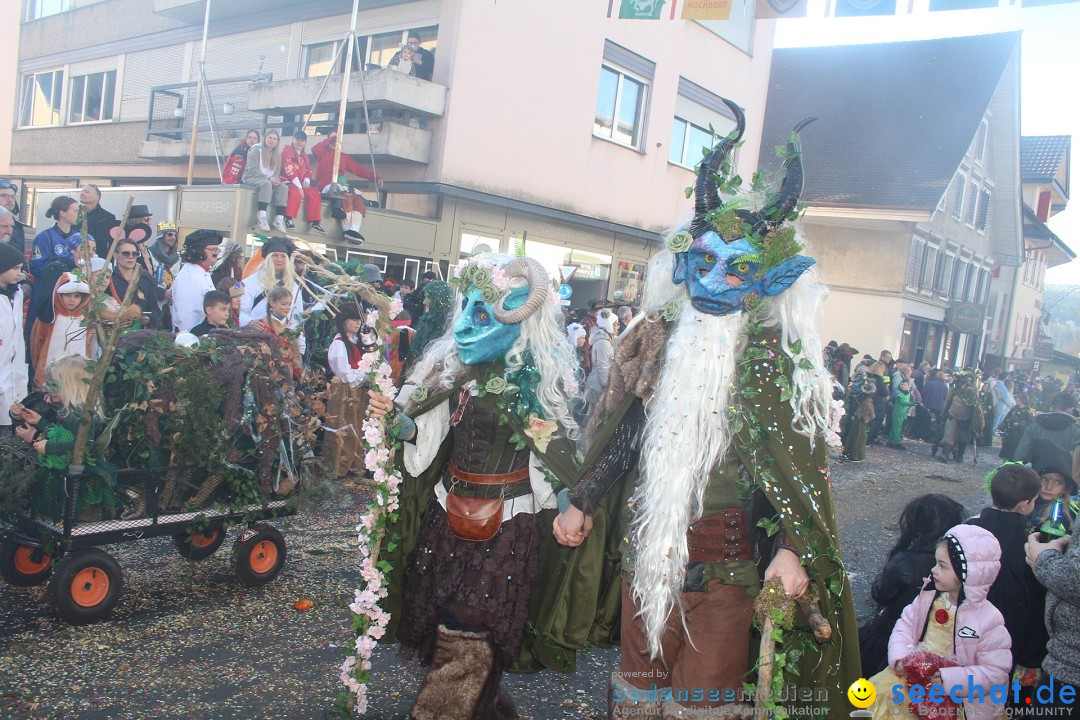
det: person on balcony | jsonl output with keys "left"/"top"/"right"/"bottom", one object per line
{"left": 280, "top": 130, "right": 325, "bottom": 234}
{"left": 388, "top": 31, "right": 434, "bottom": 81}
{"left": 311, "top": 130, "right": 382, "bottom": 243}
{"left": 242, "top": 129, "right": 288, "bottom": 233}
{"left": 222, "top": 129, "right": 259, "bottom": 185}
{"left": 387, "top": 45, "right": 417, "bottom": 76}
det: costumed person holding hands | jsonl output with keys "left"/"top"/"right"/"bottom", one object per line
{"left": 367, "top": 254, "right": 582, "bottom": 719}
{"left": 552, "top": 102, "right": 858, "bottom": 718}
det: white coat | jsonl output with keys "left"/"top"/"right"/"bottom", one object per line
{"left": 0, "top": 285, "right": 29, "bottom": 426}
{"left": 171, "top": 262, "right": 216, "bottom": 333}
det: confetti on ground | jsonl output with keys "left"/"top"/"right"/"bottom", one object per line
{"left": 0, "top": 437, "right": 998, "bottom": 719}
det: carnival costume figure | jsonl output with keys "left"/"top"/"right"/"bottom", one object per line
{"left": 552, "top": 101, "right": 859, "bottom": 718}
{"left": 936, "top": 371, "right": 984, "bottom": 463}
{"left": 379, "top": 254, "right": 582, "bottom": 719}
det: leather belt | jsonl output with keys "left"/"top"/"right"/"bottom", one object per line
{"left": 448, "top": 461, "right": 530, "bottom": 485}
{"left": 686, "top": 508, "right": 752, "bottom": 563}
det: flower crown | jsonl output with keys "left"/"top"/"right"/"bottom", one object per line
{"left": 450, "top": 257, "right": 511, "bottom": 304}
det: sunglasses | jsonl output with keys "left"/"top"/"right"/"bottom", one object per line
{"left": 0, "top": 181, "right": 17, "bottom": 191}
{"left": 117, "top": 250, "right": 139, "bottom": 258}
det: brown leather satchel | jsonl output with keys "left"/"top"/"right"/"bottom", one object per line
{"left": 445, "top": 493, "right": 503, "bottom": 542}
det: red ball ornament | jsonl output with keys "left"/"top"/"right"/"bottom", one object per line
{"left": 935, "top": 608, "right": 949, "bottom": 625}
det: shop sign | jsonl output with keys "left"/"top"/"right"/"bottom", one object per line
{"left": 1033, "top": 338, "right": 1055, "bottom": 362}
{"left": 947, "top": 302, "right": 984, "bottom": 335}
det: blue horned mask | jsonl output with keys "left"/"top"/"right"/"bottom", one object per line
{"left": 672, "top": 100, "right": 817, "bottom": 317}
{"left": 451, "top": 257, "right": 550, "bottom": 366}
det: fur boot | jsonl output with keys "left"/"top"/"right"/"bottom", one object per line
{"left": 411, "top": 625, "right": 496, "bottom": 720}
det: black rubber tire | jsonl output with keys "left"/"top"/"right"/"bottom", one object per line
{"left": 173, "top": 525, "right": 226, "bottom": 561}
{"left": 0, "top": 540, "right": 53, "bottom": 587}
{"left": 47, "top": 548, "right": 123, "bottom": 625}
{"left": 233, "top": 523, "right": 287, "bottom": 587}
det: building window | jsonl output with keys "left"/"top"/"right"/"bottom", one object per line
{"left": 964, "top": 182, "right": 979, "bottom": 226}
{"left": 303, "top": 41, "right": 358, "bottom": 78}
{"left": 934, "top": 253, "right": 952, "bottom": 295}
{"left": 19, "top": 69, "right": 64, "bottom": 127}
{"left": 25, "top": 0, "right": 70, "bottom": 21}
{"left": 976, "top": 188, "right": 991, "bottom": 233}
{"left": 669, "top": 118, "right": 716, "bottom": 168}
{"left": 973, "top": 119, "right": 988, "bottom": 164}
{"left": 594, "top": 64, "right": 648, "bottom": 149}
{"left": 921, "top": 245, "right": 936, "bottom": 290}
{"left": 962, "top": 263, "right": 976, "bottom": 302}
{"left": 905, "top": 237, "right": 925, "bottom": 289}
{"left": 68, "top": 70, "right": 116, "bottom": 124}
{"left": 950, "top": 173, "right": 965, "bottom": 220}
{"left": 975, "top": 267, "right": 988, "bottom": 304}
{"left": 951, "top": 258, "right": 965, "bottom": 300}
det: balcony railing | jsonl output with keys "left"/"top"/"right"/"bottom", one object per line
{"left": 246, "top": 68, "right": 446, "bottom": 118}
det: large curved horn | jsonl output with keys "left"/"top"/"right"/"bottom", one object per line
{"left": 492, "top": 257, "right": 549, "bottom": 325}
{"left": 756, "top": 116, "right": 816, "bottom": 232}
{"left": 689, "top": 98, "right": 746, "bottom": 239}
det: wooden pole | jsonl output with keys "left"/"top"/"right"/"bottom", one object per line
{"left": 331, "top": 0, "right": 361, "bottom": 184}
{"left": 186, "top": 0, "right": 212, "bottom": 185}
{"left": 70, "top": 263, "right": 142, "bottom": 469}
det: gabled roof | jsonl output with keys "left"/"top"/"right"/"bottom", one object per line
{"left": 759, "top": 33, "right": 1019, "bottom": 212}
{"left": 1021, "top": 135, "right": 1070, "bottom": 182}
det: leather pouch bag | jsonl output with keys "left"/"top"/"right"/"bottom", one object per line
{"left": 445, "top": 492, "right": 503, "bottom": 542}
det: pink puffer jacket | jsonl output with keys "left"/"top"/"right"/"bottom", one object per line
{"left": 887, "top": 524, "right": 1012, "bottom": 720}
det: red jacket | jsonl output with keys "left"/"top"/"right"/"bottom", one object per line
{"left": 281, "top": 143, "right": 314, "bottom": 184}
{"left": 311, "top": 136, "right": 381, "bottom": 189}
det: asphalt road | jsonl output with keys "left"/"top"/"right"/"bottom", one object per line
{"left": 0, "top": 438, "right": 997, "bottom": 720}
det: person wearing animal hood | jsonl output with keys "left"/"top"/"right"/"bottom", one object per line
{"left": 29, "top": 273, "right": 91, "bottom": 390}
{"left": 550, "top": 101, "right": 858, "bottom": 717}
{"left": 368, "top": 254, "right": 582, "bottom": 719}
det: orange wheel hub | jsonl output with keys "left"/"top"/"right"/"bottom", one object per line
{"left": 13, "top": 546, "right": 50, "bottom": 575}
{"left": 191, "top": 529, "right": 220, "bottom": 548}
{"left": 249, "top": 541, "right": 278, "bottom": 574}
{"left": 71, "top": 567, "right": 110, "bottom": 607}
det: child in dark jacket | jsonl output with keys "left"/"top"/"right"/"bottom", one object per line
{"left": 859, "top": 493, "right": 966, "bottom": 675}
{"left": 968, "top": 462, "right": 1048, "bottom": 702}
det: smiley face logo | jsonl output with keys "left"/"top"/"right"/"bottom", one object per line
{"left": 847, "top": 678, "right": 876, "bottom": 708}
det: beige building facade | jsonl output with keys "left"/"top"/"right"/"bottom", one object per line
{"left": 762, "top": 33, "right": 1025, "bottom": 370}
{"left": 4, "top": 0, "right": 779, "bottom": 305}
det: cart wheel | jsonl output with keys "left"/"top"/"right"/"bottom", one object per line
{"left": 0, "top": 540, "right": 53, "bottom": 586}
{"left": 173, "top": 525, "right": 226, "bottom": 561}
{"left": 47, "top": 548, "right": 123, "bottom": 624}
{"left": 233, "top": 523, "right": 286, "bottom": 587}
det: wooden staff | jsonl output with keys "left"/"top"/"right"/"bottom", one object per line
{"left": 69, "top": 263, "right": 142, "bottom": 470}
{"left": 754, "top": 577, "right": 832, "bottom": 713}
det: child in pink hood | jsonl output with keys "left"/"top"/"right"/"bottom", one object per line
{"left": 869, "top": 523, "right": 1012, "bottom": 720}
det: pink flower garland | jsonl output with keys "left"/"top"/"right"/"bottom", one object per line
{"left": 340, "top": 311, "right": 402, "bottom": 715}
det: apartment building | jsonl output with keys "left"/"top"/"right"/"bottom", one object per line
{"left": 5, "top": 0, "right": 778, "bottom": 303}
{"left": 761, "top": 33, "right": 1024, "bottom": 369}
{"left": 983, "top": 135, "right": 1074, "bottom": 373}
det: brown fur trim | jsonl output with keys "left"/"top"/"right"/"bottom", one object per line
{"left": 411, "top": 625, "right": 495, "bottom": 720}
{"left": 586, "top": 312, "right": 671, "bottom": 446}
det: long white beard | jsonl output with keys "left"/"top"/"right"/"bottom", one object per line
{"left": 630, "top": 306, "right": 747, "bottom": 659}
